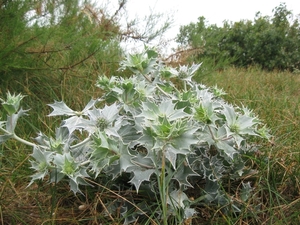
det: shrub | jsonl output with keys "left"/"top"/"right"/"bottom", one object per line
{"left": 0, "top": 48, "right": 271, "bottom": 224}
{"left": 176, "top": 3, "right": 300, "bottom": 71}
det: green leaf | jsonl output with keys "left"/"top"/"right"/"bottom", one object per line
{"left": 54, "top": 153, "right": 77, "bottom": 176}
{"left": 0, "top": 134, "right": 13, "bottom": 143}
{"left": 223, "top": 105, "right": 237, "bottom": 125}
{"left": 165, "top": 146, "right": 177, "bottom": 169}
{"left": 171, "top": 127, "right": 199, "bottom": 150}
{"left": 216, "top": 140, "right": 237, "bottom": 159}
{"left": 138, "top": 126, "right": 157, "bottom": 148}
{"left": 173, "top": 159, "right": 199, "bottom": 187}
{"left": 200, "top": 155, "right": 226, "bottom": 181}
{"left": 223, "top": 104, "right": 258, "bottom": 138}
{"left": 159, "top": 100, "right": 188, "bottom": 121}
{"left": 118, "top": 143, "right": 136, "bottom": 173}
{"left": 0, "top": 92, "right": 25, "bottom": 115}
{"left": 194, "top": 100, "right": 219, "bottom": 124}
{"left": 118, "top": 125, "right": 141, "bottom": 146}
{"left": 168, "top": 189, "right": 189, "bottom": 208}
{"left": 68, "top": 174, "right": 91, "bottom": 194}
{"left": 49, "top": 126, "right": 76, "bottom": 153}
{"left": 127, "top": 166, "right": 155, "bottom": 192}
{"left": 146, "top": 48, "right": 158, "bottom": 59}
{"left": 236, "top": 115, "right": 258, "bottom": 134}
{"left": 90, "top": 132, "right": 120, "bottom": 176}
{"left": 48, "top": 101, "right": 76, "bottom": 116}
{"left": 175, "top": 63, "right": 201, "bottom": 83}
{"left": 164, "top": 144, "right": 191, "bottom": 169}
{"left": 28, "top": 147, "right": 53, "bottom": 186}
{"left": 131, "top": 152, "right": 155, "bottom": 169}
{"left": 140, "top": 100, "right": 189, "bottom": 123}
{"left": 6, "top": 108, "right": 29, "bottom": 133}
{"left": 84, "top": 103, "right": 122, "bottom": 137}
{"left": 63, "top": 116, "right": 89, "bottom": 133}
{"left": 184, "top": 207, "right": 196, "bottom": 220}
{"left": 241, "top": 182, "right": 252, "bottom": 202}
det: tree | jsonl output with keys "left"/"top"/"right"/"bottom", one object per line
{"left": 175, "top": 3, "right": 300, "bottom": 72}
{"left": 0, "top": 0, "right": 122, "bottom": 90}
{"left": 0, "top": 0, "right": 172, "bottom": 125}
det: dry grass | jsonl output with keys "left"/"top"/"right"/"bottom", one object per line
{"left": 195, "top": 67, "right": 300, "bottom": 224}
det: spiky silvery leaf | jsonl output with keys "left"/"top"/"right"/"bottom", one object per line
{"left": 0, "top": 133, "right": 13, "bottom": 144}
{"left": 48, "top": 99, "right": 98, "bottom": 133}
{"left": 241, "top": 182, "right": 252, "bottom": 202}
{"left": 127, "top": 166, "right": 156, "bottom": 192}
{"left": 89, "top": 131, "right": 120, "bottom": 176}
{"left": 173, "top": 159, "right": 199, "bottom": 187}
{"left": 223, "top": 105, "right": 258, "bottom": 136}
{"left": 168, "top": 189, "right": 190, "bottom": 209}
{"left": 5, "top": 108, "right": 29, "bottom": 133}
{"left": 28, "top": 147, "right": 53, "bottom": 186}
{"left": 53, "top": 152, "right": 90, "bottom": 194}
{"left": 48, "top": 101, "right": 76, "bottom": 117}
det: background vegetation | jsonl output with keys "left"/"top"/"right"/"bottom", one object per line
{"left": 175, "top": 3, "right": 300, "bottom": 72}
{"left": 0, "top": 0, "right": 299, "bottom": 224}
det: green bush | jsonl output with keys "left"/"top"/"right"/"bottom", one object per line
{"left": 0, "top": 48, "right": 271, "bottom": 224}
{"left": 176, "top": 3, "right": 300, "bottom": 71}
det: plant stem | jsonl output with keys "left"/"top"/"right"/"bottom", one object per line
{"left": 142, "top": 73, "right": 172, "bottom": 98}
{"left": 0, "top": 126, "right": 10, "bottom": 134}
{"left": 1, "top": 116, "right": 37, "bottom": 147}
{"left": 70, "top": 136, "right": 91, "bottom": 149}
{"left": 1, "top": 126, "right": 48, "bottom": 148}
{"left": 207, "top": 125, "right": 217, "bottom": 142}
{"left": 12, "top": 133, "right": 37, "bottom": 147}
{"left": 79, "top": 160, "right": 90, "bottom": 166}
{"left": 159, "top": 145, "right": 168, "bottom": 225}
{"left": 156, "top": 84, "right": 172, "bottom": 98}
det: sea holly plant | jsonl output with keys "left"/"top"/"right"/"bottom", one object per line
{"left": 0, "top": 47, "right": 271, "bottom": 224}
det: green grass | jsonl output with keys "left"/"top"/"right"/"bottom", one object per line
{"left": 195, "top": 67, "right": 300, "bottom": 224}
{"left": 0, "top": 66, "right": 300, "bottom": 224}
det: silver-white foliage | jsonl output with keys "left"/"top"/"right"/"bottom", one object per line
{"left": 0, "top": 47, "right": 271, "bottom": 224}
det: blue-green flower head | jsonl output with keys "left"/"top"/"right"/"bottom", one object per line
{"left": 86, "top": 103, "right": 121, "bottom": 137}
{"left": 175, "top": 63, "right": 201, "bottom": 82}
{"left": 0, "top": 91, "right": 25, "bottom": 115}
{"left": 120, "top": 47, "right": 158, "bottom": 74}
{"left": 53, "top": 153, "right": 78, "bottom": 177}
{"left": 28, "top": 147, "right": 53, "bottom": 186}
